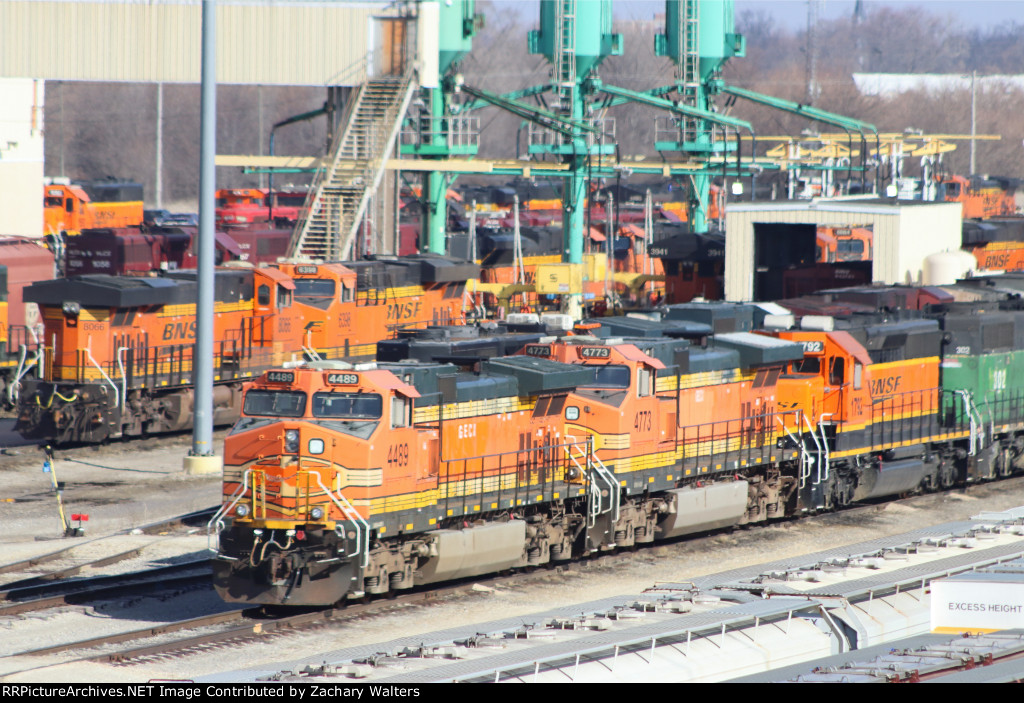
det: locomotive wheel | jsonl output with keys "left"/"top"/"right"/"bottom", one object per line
{"left": 937, "top": 462, "right": 956, "bottom": 490}
{"left": 997, "top": 449, "right": 1013, "bottom": 478}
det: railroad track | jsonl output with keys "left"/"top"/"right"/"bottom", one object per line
{"left": 0, "top": 560, "right": 211, "bottom": 616}
{"left": 0, "top": 507, "right": 215, "bottom": 582}
{"left": 4, "top": 478, "right": 1021, "bottom": 679}
{"left": 0, "top": 506, "right": 218, "bottom": 622}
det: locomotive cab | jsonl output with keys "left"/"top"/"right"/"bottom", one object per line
{"left": 213, "top": 362, "right": 421, "bottom": 605}
{"left": 273, "top": 262, "right": 357, "bottom": 357}
{"left": 528, "top": 339, "right": 671, "bottom": 455}
{"left": 773, "top": 329, "right": 871, "bottom": 428}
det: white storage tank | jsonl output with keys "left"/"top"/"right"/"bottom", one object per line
{"left": 923, "top": 250, "right": 976, "bottom": 285}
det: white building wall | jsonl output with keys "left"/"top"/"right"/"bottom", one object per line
{"left": 0, "top": 78, "right": 44, "bottom": 238}
{"left": 724, "top": 200, "right": 963, "bottom": 301}
{"left": 0, "top": 1, "right": 392, "bottom": 86}
{"left": 894, "top": 202, "right": 962, "bottom": 285}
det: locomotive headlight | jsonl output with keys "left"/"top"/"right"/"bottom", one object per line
{"left": 284, "top": 429, "right": 299, "bottom": 453}
{"left": 62, "top": 301, "right": 81, "bottom": 317}
{"left": 310, "top": 507, "right": 324, "bottom": 520}
{"left": 235, "top": 504, "right": 250, "bottom": 517}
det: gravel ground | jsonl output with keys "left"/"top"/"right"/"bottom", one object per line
{"left": 0, "top": 436, "right": 223, "bottom": 552}
{"left": 4, "top": 434, "right": 1024, "bottom": 682}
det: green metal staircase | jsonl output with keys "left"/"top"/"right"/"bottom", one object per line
{"left": 288, "top": 65, "right": 416, "bottom": 260}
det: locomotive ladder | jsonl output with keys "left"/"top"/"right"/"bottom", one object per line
{"left": 565, "top": 439, "right": 620, "bottom": 528}
{"left": 288, "top": 63, "right": 416, "bottom": 261}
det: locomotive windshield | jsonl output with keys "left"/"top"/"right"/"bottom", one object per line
{"left": 293, "top": 279, "right": 336, "bottom": 297}
{"left": 588, "top": 365, "right": 631, "bottom": 389}
{"left": 313, "top": 392, "right": 383, "bottom": 419}
{"left": 243, "top": 390, "right": 307, "bottom": 417}
{"left": 836, "top": 239, "right": 864, "bottom": 256}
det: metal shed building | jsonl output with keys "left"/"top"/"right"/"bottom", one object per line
{"left": 724, "top": 199, "right": 963, "bottom": 302}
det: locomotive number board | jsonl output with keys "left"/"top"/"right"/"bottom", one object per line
{"left": 325, "top": 372, "right": 359, "bottom": 385}
{"left": 265, "top": 371, "right": 295, "bottom": 384}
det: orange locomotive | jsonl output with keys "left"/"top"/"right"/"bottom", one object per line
{"left": 210, "top": 311, "right": 821, "bottom": 605}
{"left": 43, "top": 179, "right": 144, "bottom": 236}
{"left": 210, "top": 302, "right": 984, "bottom": 606}
{"left": 15, "top": 256, "right": 475, "bottom": 444}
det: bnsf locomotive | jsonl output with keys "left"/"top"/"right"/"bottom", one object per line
{"left": 15, "top": 256, "right": 476, "bottom": 444}
{"left": 209, "top": 289, "right": 1024, "bottom": 606}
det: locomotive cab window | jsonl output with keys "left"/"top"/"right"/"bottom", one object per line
{"left": 294, "top": 279, "right": 335, "bottom": 297}
{"left": 637, "top": 367, "right": 653, "bottom": 397}
{"left": 792, "top": 357, "right": 820, "bottom": 374}
{"left": 853, "top": 362, "right": 863, "bottom": 390}
{"left": 313, "top": 392, "right": 382, "bottom": 419}
{"left": 829, "top": 357, "right": 845, "bottom": 385}
{"left": 391, "top": 395, "right": 411, "bottom": 428}
{"left": 340, "top": 283, "right": 354, "bottom": 303}
{"left": 836, "top": 240, "right": 864, "bottom": 257}
{"left": 243, "top": 390, "right": 306, "bottom": 418}
{"left": 590, "top": 364, "right": 630, "bottom": 389}
{"left": 257, "top": 284, "right": 270, "bottom": 306}
{"left": 276, "top": 285, "right": 292, "bottom": 309}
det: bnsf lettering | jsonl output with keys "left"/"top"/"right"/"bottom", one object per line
{"left": 580, "top": 347, "right": 610, "bottom": 358}
{"left": 985, "top": 253, "right": 1012, "bottom": 269}
{"left": 387, "top": 301, "right": 423, "bottom": 321}
{"left": 870, "top": 375, "right": 903, "bottom": 396}
{"left": 162, "top": 321, "right": 197, "bottom": 341}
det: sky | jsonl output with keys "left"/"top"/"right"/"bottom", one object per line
{"left": 601, "top": 0, "right": 1024, "bottom": 31}
{"left": 732, "top": 0, "right": 1023, "bottom": 31}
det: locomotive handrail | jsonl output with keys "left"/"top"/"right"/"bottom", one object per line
{"left": 83, "top": 341, "right": 119, "bottom": 409}
{"left": 116, "top": 346, "right": 128, "bottom": 412}
{"left": 803, "top": 413, "right": 825, "bottom": 486}
{"left": 592, "top": 443, "right": 621, "bottom": 525}
{"left": 566, "top": 438, "right": 619, "bottom": 529}
{"left": 303, "top": 329, "right": 322, "bottom": 362}
{"left": 777, "top": 413, "right": 812, "bottom": 489}
{"left": 957, "top": 390, "right": 985, "bottom": 456}
{"left": 301, "top": 469, "right": 369, "bottom": 569}
{"left": 207, "top": 467, "right": 253, "bottom": 552}
{"left": 8, "top": 324, "right": 45, "bottom": 406}
{"left": 818, "top": 413, "right": 834, "bottom": 481}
